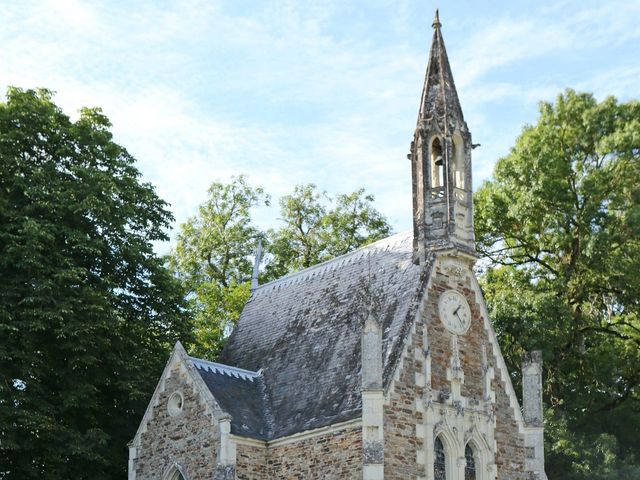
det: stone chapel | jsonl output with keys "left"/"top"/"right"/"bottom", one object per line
{"left": 128, "top": 11, "right": 548, "bottom": 480}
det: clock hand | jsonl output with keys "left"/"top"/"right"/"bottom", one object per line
{"left": 455, "top": 311, "right": 465, "bottom": 328}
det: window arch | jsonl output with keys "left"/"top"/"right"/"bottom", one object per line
{"left": 452, "top": 133, "right": 465, "bottom": 189}
{"left": 430, "top": 137, "right": 445, "bottom": 189}
{"left": 465, "top": 443, "right": 477, "bottom": 480}
{"left": 434, "top": 436, "right": 446, "bottom": 480}
{"left": 169, "top": 470, "right": 185, "bottom": 480}
{"left": 163, "top": 464, "right": 186, "bottom": 480}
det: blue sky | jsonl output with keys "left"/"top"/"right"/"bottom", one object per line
{"left": 2, "top": 0, "right": 639, "bottom": 253}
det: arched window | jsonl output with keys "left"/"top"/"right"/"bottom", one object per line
{"left": 434, "top": 436, "right": 446, "bottom": 480}
{"left": 465, "top": 444, "right": 476, "bottom": 480}
{"left": 431, "top": 137, "right": 444, "bottom": 189}
{"left": 452, "top": 134, "right": 465, "bottom": 189}
{"left": 164, "top": 465, "right": 186, "bottom": 480}
{"left": 170, "top": 471, "right": 185, "bottom": 480}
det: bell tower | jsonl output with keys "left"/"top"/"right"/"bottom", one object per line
{"left": 410, "top": 11, "right": 475, "bottom": 264}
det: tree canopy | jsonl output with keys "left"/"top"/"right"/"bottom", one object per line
{"left": 0, "top": 88, "right": 192, "bottom": 479}
{"left": 265, "top": 184, "right": 392, "bottom": 279}
{"left": 5, "top": 84, "right": 636, "bottom": 478}
{"left": 167, "top": 176, "right": 268, "bottom": 357}
{"left": 168, "top": 179, "right": 392, "bottom": 359}
{"left": 475, "top": 89, "right": 640, "bottom": 479}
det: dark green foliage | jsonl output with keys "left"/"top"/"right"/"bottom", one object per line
{"left": 475, "top": 90, "right": 640, "bottom": 478}
{"left": 168, "top": 180, "right": 392, "bottom": 359}
{"left": 265, "top": 184, "right": 328, "bottom": 278}
{"left": 167, "top": 176, "right": 268, "bottom": 358}
{"left": 0, "top": 88, "right": 192, "bottom": 479}
{"left": 265, "top": 185, "right": 392, "bottom": 279}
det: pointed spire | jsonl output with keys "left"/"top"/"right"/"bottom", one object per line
{"left": 432, "top": 9, "right": 441, "bottom": 29}
{"left": 410, "top": 10, "right": 476, "bottom": 262}
{"left": 417, "top": 10, "right": 464, "bottom": 132}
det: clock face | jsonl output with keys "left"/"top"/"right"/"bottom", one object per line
{"left": 438, "top": 290, "right": 471, "bottom": 335}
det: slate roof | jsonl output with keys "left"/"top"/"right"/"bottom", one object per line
{"left": 190, "top": 357, "right": 272, "bottom": 440}
{"left": 214, "top": 230, "right": 428, "bottom": 440}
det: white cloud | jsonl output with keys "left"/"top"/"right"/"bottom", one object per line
{"left": 2, "top": 0, "right": 637, "bottom": 257}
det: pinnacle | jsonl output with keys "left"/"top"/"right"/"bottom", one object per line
{"left": 432, "top": 9, "right": 441, "bottom": 29}
{"left": 416, "top": 9, "right": 464, "bottom": 127}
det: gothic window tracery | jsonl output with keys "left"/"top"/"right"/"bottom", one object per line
{"left": 164, "top": 465, "right": 186, "bottom": 480}
{"left": 434, "top": 436, "right": 446, "bottom": 480}
{"left": 465, "top": 443, "right": 477, "bottom": 480}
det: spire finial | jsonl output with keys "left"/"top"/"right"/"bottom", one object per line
{"left": 432, "top": 9, "right": 441, "bottom": 29}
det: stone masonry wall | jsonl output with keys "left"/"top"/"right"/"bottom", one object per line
{"left": 426, "top": 267, "right": 485, "bottom": 399}
{"left": 432, "top": 261, "right": 525, "bottom": 479}
{"left": 235, "top": 426, "right": 362, "bottom": 479}
{"left": 493, "top": 372, "right": 527, "bottom": 480}
{"left": 384, "top": 321, "right": 424, "bottom": 479}
{"left": 236, "top": 443, "right": 267, "bottom": 479}
{"left": 262, "top": 426, "right": 362, "bottom": 479}
{"left": 384, "top": 259, "right": 527, "bottom": 479}
{"left": 135, "top": 363, "right": 219, "bottom": 480}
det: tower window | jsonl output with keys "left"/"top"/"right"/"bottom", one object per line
{"left": 453, "top": 134, "right": 465, "bottom": 189}
{"left": 465, "top": 444, "right": 476, "bottom": 480}
{"left": 434, "top": 436, "right": 446, "bottom": 480}
{"left": 431, "top": 137, "right": 444, "bottom": 189}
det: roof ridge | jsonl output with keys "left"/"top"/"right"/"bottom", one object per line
{"left": 189, "top": 356, "right": 261, "bottom": 381}
{"left": 252, "top": 230, "right": 412, "bottom": 293}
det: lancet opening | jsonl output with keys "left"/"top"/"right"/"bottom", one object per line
{"left": 431, "top": 137, "right": 445, "bottom": 189}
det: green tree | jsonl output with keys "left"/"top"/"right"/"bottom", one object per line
{"left": 475, "top": 90, "right": 640, "bottom": 478}
{"left": 168, "top": 176, "right": 268, "bottom": 358}
{"left": 0, "top": 88, "right": 192, "bottom": 479}
{"left": 169, "top": 181, "right": 391, "bottom": 357}
{"left": 266, "top": 184, "right": 392, "bottom": 279}
{"left": 265, "top": 184, "right": 328, "bottom": 278}
{"left": 324, "top": 188, "right": 393, "bottom": 258}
